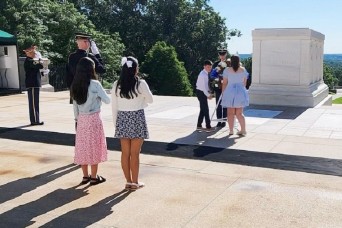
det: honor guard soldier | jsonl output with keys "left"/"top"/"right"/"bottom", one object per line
{"left": 209, "top": 48, "right": 229, "bottom": 127}
{"left": 23, "top": 45, "right": 44, "bottom": 125}
{"left": 66, "top": 32, "right": 106, "bottom": 103}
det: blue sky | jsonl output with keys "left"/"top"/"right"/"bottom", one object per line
{"left": 208, "top": 0, "right": 342, "bottom": 54}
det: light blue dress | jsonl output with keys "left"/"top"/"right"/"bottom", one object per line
{"left": 221, "top": 68, "right": 249, "bottom": 108}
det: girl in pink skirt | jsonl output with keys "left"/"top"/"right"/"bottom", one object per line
{"left": 71, "top": 57, "right": 110, "bottom": 185}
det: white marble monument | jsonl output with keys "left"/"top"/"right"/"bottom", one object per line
{"left": 249, "top": 28, "right": 329, "bottom": 107}
{"left": 0, "top": 45, "right": 20, "bottom": 90}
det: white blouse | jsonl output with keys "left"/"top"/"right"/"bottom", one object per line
{"left": 111, "top": 79, "right": 153, "bottom": 126}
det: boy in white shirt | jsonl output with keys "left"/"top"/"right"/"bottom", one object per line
{"left": 195, "top": 60, "right": 214, "bottom": 132}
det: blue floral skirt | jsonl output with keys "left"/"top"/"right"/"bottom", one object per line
{"left": 114, "top": 109, "right": 149, "bottom": 139}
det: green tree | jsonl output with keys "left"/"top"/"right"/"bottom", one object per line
{"left": 241, "top": 57, "right": 252, "bottom": 89}
{"left": 331, "top": 65, "right": 342, "bottom": 86}
{"left": 0, "top": 0, "right": 125, "bottom": 81}
{"left": 66, "top": 0, "right": 240, "bottom": 86}
{"left": 241, "top": 57, "right": 252, "bottom": 75}
{"left": 323, "top": 63, "right": 338, "bottom": 90}
{"left": 68, "top": 0, "right": 148, "bottom": 58}
{"left": 141, "top": 41, "right": 193, "bottom": 96}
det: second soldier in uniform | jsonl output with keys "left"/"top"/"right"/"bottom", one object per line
{"left": 209, "top": 48, "right": 229, "bottom": 127}
{"left": 66, "top": 32, "right": 106, "bottom": 103}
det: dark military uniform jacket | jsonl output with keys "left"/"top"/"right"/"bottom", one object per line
{"left": 209, "top": 60, "right": 226, "bottom": 91}
{"left": 66, "top": 49, "right": 106, "bottom": 88}
{"left": 24, "top": 57, "right": 44, "bottom": 88}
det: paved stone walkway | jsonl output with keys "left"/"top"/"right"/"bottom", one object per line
{"left": 0, "top": 91, "right": 341, "bottom": 227}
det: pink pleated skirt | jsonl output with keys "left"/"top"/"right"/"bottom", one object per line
{"left": 74, "top": 112, "right": 108, "bottom": 165}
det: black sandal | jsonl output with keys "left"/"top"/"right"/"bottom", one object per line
{"left": 89, "top": 175, "right": 106, "bottom": 185}
{"left": 80, "top": 175, "right": 90, "bottom": 185}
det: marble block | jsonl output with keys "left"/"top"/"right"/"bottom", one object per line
{"left": 249, "top": 28, "right": 329, "bottom": 107}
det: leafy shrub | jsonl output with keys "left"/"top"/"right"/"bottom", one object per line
{"left": 141, "top": 41, "right": 193, "bottom": 96}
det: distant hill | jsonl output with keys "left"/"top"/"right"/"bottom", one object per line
{"left": 324, "top": 54, "right": 342, "bottom": 63}
{"left": 238, "top": 54, "right": 342, "bottom": 63}
{"left": 239, "top": 54, "right": 251, "bottom": 59}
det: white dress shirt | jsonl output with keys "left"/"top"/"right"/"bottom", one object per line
{"left": 196, "top": 69, "right": 210, "bottom": 97}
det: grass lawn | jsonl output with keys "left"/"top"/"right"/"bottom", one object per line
{"left": 332, "top": 97, "right": 342, "bottom": 104}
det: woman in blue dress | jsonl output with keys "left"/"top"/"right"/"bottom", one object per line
{"left": 221, "top": 55, "right": 249, "bottom": 136}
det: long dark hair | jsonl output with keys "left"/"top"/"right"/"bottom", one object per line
{"left": 115, "top": 56, "right": 140, "bottom": 99}
{"left": 71, "top": 57, "right": 97, "bottom": 105}
{"left": 231, "top": 55, "right": 240, "bottom": 72}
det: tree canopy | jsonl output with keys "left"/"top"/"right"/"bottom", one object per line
{"left": 142, "top": 41, "right": 193, "bottom": 96}
{"left": 0, "top": 0, "right": 125, "bottom": 80}
{"left": 67, "top": 0, "right": 240, "bottom": 83}
{"left": 1, "top": 0, "right": 240, "bottom": 93}
{"left": 323, "top": 63, "right": 338, "bottom": 90}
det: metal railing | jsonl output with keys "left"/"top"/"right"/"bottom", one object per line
{"left": 49, "top": 63, "right": 68, "bottom": 92}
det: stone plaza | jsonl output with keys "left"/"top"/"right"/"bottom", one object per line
{"left": 0, "top": 91, "right": 342, "bottom": 227}
{"left": 1, "top": 27, "right": 342, "bottom": 227}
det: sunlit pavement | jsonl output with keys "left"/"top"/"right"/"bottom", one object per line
{"left": 0, "top": 91, "right": 341, "bottom": 227}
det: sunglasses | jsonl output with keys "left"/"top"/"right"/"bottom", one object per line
{"left": 218, "top": 52, "right": 227, "bottom": 55}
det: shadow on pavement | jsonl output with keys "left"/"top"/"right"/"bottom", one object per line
{"left": 41, "top": 189, "right": 131, "bottom": 227}
{"left": 0, "top": 163, "right": 79, "bottom": 204}
{"left": 1, "top": 127, "right": 341, "bottom": 177}
{"left": 0, "top": 185, "right": 89, "bottom": 227}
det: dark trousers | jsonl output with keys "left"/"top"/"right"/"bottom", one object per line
{"left": 196, "top": 90, "right": 211, "bottom": 128}
{"left": 214, "top": 88, "right": 227, "bottom": 120}
{"left": 27, "top": 87, "right": 40, "bottom": 124}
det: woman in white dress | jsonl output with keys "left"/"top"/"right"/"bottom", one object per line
{"left": 221, "top": 55, "right": 249, "bottom": 136}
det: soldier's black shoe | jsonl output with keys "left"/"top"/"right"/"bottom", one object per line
{"left": 31, "top": 121, "right": 44, "bottom": 126}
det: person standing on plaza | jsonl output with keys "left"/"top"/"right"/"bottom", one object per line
{"left": 196, "top": 60, "right": 215, "bottom": 132}
{"left": 111, "top": 56, "right": 153, "bottom": 191}
{"left": 209, "top": 48, "right": 229, "bottom": 127}
{"left": 23, "top": 45, "right": 44, "bottom": 126}
{"left": 33, "top": 46, "right": 50, "bottom": 78}
{"left": 66, "top": 32, "right": 106, "bottom": 104}
{"left": 221, "top": 55, "right": 249, "bottom": 136}
{"left": 71, "top": 57, "right": 110, "bottom": 185}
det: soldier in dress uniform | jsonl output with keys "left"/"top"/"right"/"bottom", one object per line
{"left": 209, "top": 48, "right": 229, "bottom": 127}
{"left": 23, "top": 45, "right": 44, "bottom": 125}
{"left": 66, "top": 32, "right": 106, "bottom": 103}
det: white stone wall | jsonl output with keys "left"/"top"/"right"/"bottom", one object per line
{"left": 0, "top": 45, "right": 20, "bottom": 89}
{"left": 249, "top": 28, "right": 328, "bottom": 107}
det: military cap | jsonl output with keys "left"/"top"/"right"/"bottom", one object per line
{"left": 75, "top": 32, "right": 91, "bottom": 40}
{"left": 22, "top": 38, "right": 36, "bottom": 52}
{"left": 217, "top": 48, "right": 228, "bottom": 55}
{"left": 23, "top": 45, "right": 37, "bottom": 53}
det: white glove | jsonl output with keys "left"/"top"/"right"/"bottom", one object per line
{"left": 40, "top": 69, "right": 50, "bottom": 76}
{"left": 35, "top": 51, "right": 42, "bottom": 59}
{"left": 90, "top": 41, "right": 100, "bottom": 55}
